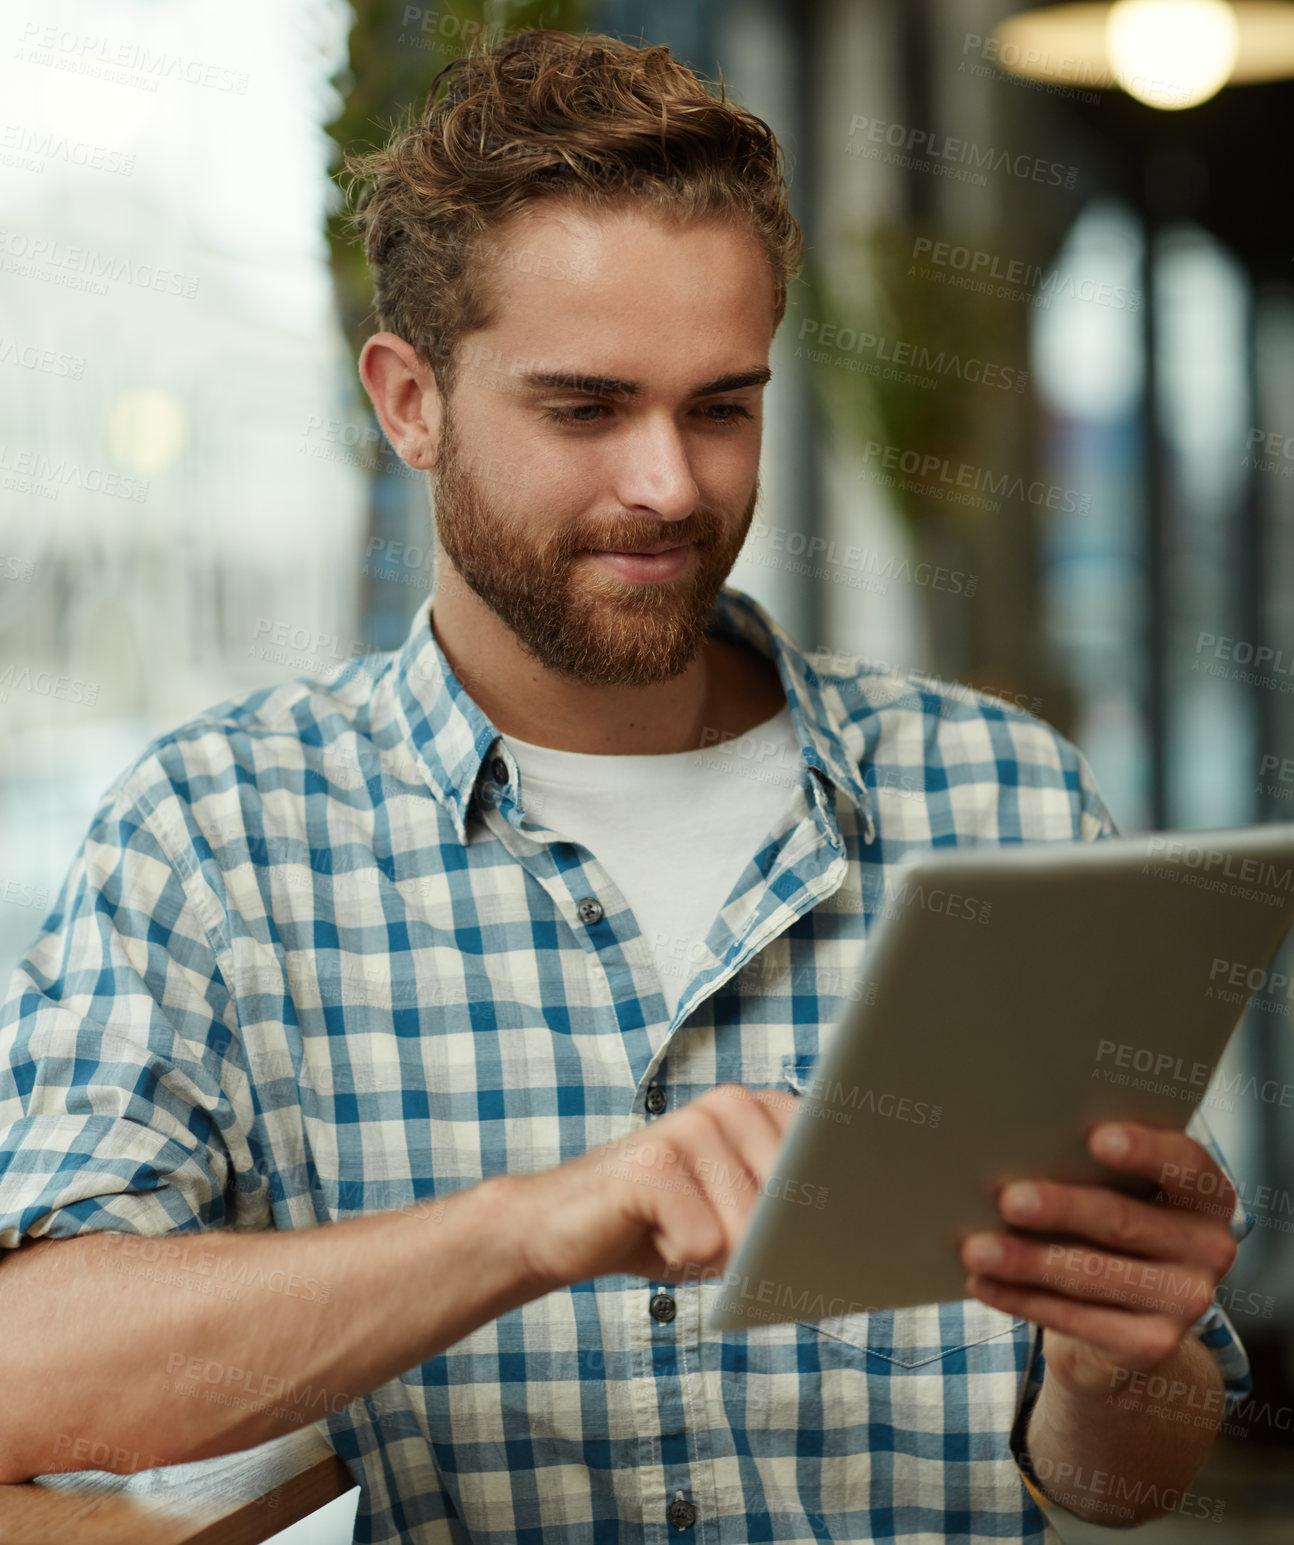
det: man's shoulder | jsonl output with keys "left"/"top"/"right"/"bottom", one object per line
{"left": 99, "top": 651, "right": 400, "bottom": 828}
{"left": 805, "top": 646, "right": 1053, "bottom": 736}
{"left": 799, "top": 646, "right": 1116, "bottom": 838}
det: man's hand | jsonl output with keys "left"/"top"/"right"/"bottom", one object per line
{"left": 510, "top": 1085, "right": 800, "bottom": 1291}
{"left": 957, "top": 1123, "right": 1238, "bottom": 1396}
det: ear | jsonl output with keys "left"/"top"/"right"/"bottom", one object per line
{"left": 358, "top": 333, "right": 443, "bottom": 469}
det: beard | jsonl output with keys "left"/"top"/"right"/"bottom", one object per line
{"left": 430, "top": 407, "right": 760, "bottom": 687}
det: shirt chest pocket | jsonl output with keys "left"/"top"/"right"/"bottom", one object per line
{"left": 779, "top": 1055, "right": 1024, "bottom": 1368}
{"left": 808, "top": 1299, "right": 1024, "bottom": 1370}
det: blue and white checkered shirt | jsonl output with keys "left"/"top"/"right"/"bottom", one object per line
{"left": 0, "top": 583, "right": 1252, "bottom": 1544}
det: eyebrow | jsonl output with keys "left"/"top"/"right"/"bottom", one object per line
{"left": 516, "top": 366, "right": 773, "bottom": 400}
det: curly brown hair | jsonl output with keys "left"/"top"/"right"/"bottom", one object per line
{"left": 342, "top": 28, "right": 803, "bottom": 398}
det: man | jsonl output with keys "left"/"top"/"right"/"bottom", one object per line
{"left": 0, "top": 27, "right": 1251, "bottom": 1545}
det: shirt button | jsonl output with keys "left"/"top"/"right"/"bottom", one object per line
{"left": 489, "top": 756, "right": 509, "bottom": 786}
{"left": 667, "top": 1496, "right": 697, "bottom": 1531}
{"left": 576, "top": 896, "right": 604, "bottom": 926}
{"left": 644, "top": 1084, "right": 667, "bottom": 1116}
{"left": 650, "top": 1292, "right": 676, "bottom": 1324}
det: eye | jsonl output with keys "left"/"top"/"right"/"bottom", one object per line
{"left": 543, "top": 404, "right": 607, "bottom": 426}
{"left": 704, "top": 404, "right": 753, "bottom": 427}
{"left": 540, "top": 401, "right": 756, "bottom": 430}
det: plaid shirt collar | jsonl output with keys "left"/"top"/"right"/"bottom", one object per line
{"left": 390, "top": 582, "right": 876, "bottom": 844}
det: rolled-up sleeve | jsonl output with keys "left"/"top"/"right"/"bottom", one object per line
{"left": 0, "top": 768, "right": 252, "bottom": 1250}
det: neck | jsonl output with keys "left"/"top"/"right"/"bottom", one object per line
{"left": 429, "top": 567, "right": 785, "bottom": 755}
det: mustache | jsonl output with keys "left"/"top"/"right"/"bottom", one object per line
{"left": 546, "top": 508, "right": 724, "bottom": 560}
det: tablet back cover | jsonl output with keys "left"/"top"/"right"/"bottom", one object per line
{"left": 708, "top": 825, "right": 1294, "bottom": 1330}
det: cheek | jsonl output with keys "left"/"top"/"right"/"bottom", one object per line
{"left": 461, "top": 418, "right": 587, "bottom": 508}
{"left": 700, "top": 426, "right": 761, "bottom": 485}
{"left": 704, "top": 448, "right": 765, "bottom": 512}
{"left": 532, "top": 443, "right": 624, "bottom": 507}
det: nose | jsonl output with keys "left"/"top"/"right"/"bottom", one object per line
{"left": 610, "top": 412, "right": 700, "bottom": 522}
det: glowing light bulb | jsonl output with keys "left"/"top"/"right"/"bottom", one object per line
{"left": 1106, "top": 0, "right": 1239, "bottom": 108}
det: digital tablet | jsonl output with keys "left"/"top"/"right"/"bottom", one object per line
{"left": 706, "top": 822, "right": 1294, "bottom": 1331}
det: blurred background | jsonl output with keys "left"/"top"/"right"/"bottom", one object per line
{"left": 1, "top": 0, "right": 1292, "bottom": 1534}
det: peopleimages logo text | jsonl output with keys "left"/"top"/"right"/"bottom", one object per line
{"left": 911, "top": 238, "right": 1141, "bottom": 311}
{"left": 860, "top": 441, "right": 1089, "bottom": 513}
{"left": 847, "top": 115, "right": 1078, "bottom": 189}
{"left": 796, "top": 318, "right": 1026, "bottom": 393}
{"left": 1145, "top": 836, "right": 1294, "bottom": 893}
{"left": 1196, "top": 631, "right": 1294, "bottom": 677}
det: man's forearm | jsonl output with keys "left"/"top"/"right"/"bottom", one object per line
{"left": 0, "top": 1081, "right": 802, "bottom": 1482}
{"left": 1024, "top": 1335, "right": 1226, "bottom": 1527}
{"left": 0, "top": 1174, "right": 541, "bottom": 1481}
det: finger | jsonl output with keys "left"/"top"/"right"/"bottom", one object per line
{"left": 639, "top": 1086, "right": 801, "bottom": 1281}
{"left": 965, "top": 1273, "right": 1182, "bottom": 1370}
{"left": 996, "top": 1177, "right": 1237, "bottom": 1278}
{"left": 709, "top": 1082, "right": 800, "bottom": 1122}
{"left": 1089, "top": 1124, "right": 1237, "bottom": 1222}
{"left": 959, "top": 1231, "right": 1216, "bottom": 1322}
{"left": 746, "top": 1085, "right": 802, "bottom": 1133}
{"left": 604, "top": 1125, "right": 735, "bottom": 1276}
{"left": 696, "top": 1084, "right": 798, "bottom": 1184}
{"left": 1148, "top": 1135, "right": 1239, "bottom": 1224}
{"left": 643, "top": 1088, "right": 791, "bottom": 1271}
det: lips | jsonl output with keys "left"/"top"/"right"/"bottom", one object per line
{"left": 591, "top": 541, "right": 688, "bottom": 556}
{"left": 581, "top": 544, "right": 694, "bottom": 585}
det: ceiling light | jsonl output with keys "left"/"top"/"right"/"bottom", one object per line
{"left": 991, "top": 2, "right": 1294, "bottom": 109}
{"left": 1106, "top": 0, "right": 1238, "bottom": 108}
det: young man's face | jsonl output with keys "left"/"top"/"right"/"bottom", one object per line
{"left": 429, "top": 200, "right": 775, "bottom": 686}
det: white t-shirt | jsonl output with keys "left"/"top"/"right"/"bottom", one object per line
{"left": 503, "top": 704, "right": 803, "bottom": 1017}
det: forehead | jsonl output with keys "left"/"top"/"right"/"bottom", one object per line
{"left": 468, "top": 199, "right": 776, "bottom": 378}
